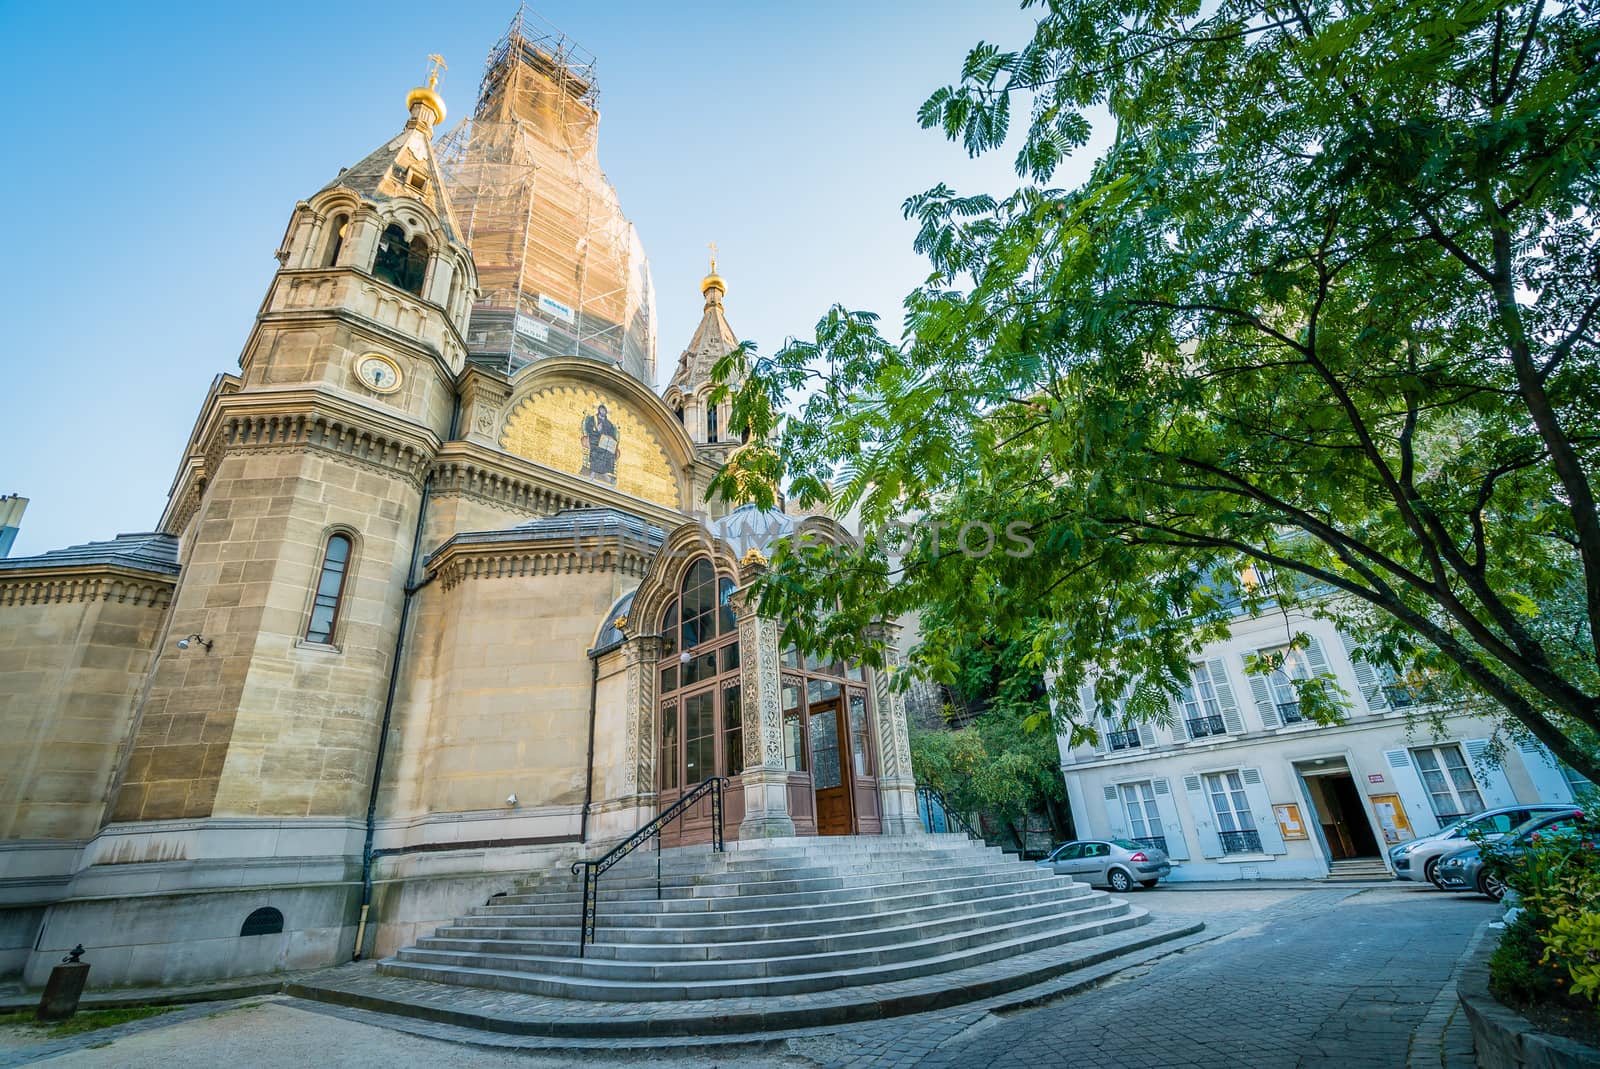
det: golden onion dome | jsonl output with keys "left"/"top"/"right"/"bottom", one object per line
{"left": 406, "top": 84, "right": 446, "bottom": 126}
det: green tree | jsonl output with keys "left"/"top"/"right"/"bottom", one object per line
{"left": 715, "top": 0, "right": 1600, "bottom": 779}
{"left": 909, "top": 618, "right": 1071, "bottom": 844}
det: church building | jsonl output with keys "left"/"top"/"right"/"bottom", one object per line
{"left": 0, "top": 17, "right": 919, "bottom": 988}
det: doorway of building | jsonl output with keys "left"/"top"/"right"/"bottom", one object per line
{"left": 809, "top": 695, "right": 853, "bottom": 835}
{"left": 1303, "top": 769, "right": 1381, "bottom": 859}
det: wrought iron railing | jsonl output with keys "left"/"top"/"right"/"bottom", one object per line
{"left": 1108, "top": 729, "right": 1143, "bottom": 751}
{"left": 569, "top": 775, "right": 726, "bottom": 955}
{"left": 916, "top": 785, "right": 980, "bottom": 840}
{"left": 1186, "top": 714, "right": 1226, "bottom": 739}
{"left": 1219, "top": 828, "right": 1264, "bottom": 854}
{"left": 1276, "top": 701, "right": 1305, "bottom": 724}
{"left": 1132, "top": 835, "right": 1168, "bottom": 854}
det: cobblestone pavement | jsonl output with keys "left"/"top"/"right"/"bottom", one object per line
{"left": 3, "top": 883, "right": 1496, "bottom": 1068}
{"left": 800, "top": 884, "right": 1496, "bottom": 1069}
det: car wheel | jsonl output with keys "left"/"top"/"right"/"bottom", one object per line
{"left": 1140, "top": 879, "right": 1159, "bottom": 889}
{"left": 1424, "top": 858, "right": 1444, "bottom": 889}
{"left": 1480, "top": 871, "right": 1507, "bottom": 902}
{"left": 1107, "top": 868, "right": 1133, "bottom": 893}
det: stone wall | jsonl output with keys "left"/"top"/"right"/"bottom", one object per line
{"left": 0, "top": 572, "right": 171, "bottom": 841}
{"left": 111, "top": 443, "right": 422, "bottom": 826}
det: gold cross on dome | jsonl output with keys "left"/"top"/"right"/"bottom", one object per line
{"left": 708, "top": 241, "right": 718, "bottom": 272}
{"left": 426, "top": 54, "right": 448, "bottom": 89}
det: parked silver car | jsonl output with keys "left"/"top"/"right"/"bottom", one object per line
{"left": 1389, "top": 804, "right": 1575, "bottom": 887}
{"left": 1435, "top": 809, "right": 1587, "bottom": 901}
{"left": 1037, "top": 839, "right": 1171, "bottom": 892}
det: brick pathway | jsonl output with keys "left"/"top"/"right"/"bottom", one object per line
{"left": 0, "top": 884, "right": 1497, "bottom": 1067}
{"left": 804, "top": 886, "right": 1496, "bottom": 1069}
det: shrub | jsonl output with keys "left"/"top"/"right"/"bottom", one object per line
{"left": 1488, "top": 816, "right": 1600, "bottom": 1011}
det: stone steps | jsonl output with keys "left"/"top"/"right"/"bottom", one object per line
{"left": 419, "top": 893, "right": 1121, "bottom": 966}
{"left": 433, "top": 882, "right": 1101, "bottom": 949}
{"left": 382, "top": 907, "right": 1148, "bottom": 1001}
{"left": 376, "top": 834, "right": 1153, "bottom": 1004}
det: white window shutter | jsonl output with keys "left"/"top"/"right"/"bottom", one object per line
{"left": 1138, "top": 722, "right": 1157, "bottom": 748}
{"left": 1338, "top": 630, "right": 1389, "bottom": 712}
{"left": 1183, "top": 773, "right": 1226, "bottom": 857}
{"left": 1462, "top": 738, "right": 1517, "bottom": 808}
{"left": 1516, "top": 739, "right": 1575, "bottom": 804}
{"left": 1081, "top": 685, "right": 1106, "bottom": 753}
{"left": 1383, "top": 748, "right": 1440, "bottom": 837}
{"left": 1151, "top": 777, "right": 1190, "bottom": 860}
{"left": 1103, "top": 784, "right": 1130, "bottom": 837}
{"left": 1304, "top": 634, "right": 1332, "bottom": 676}
{"left": 1206, "top": 657, "right": 1245, "bottom": 734}
{"left": 1244, "top": 657, "right": 1280, "bottom": 728}
{"left": 1240, "top": 767, "right": 1287, "bottom": 854}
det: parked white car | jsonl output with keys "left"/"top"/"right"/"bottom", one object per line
{"left": 1388, "top": 804, "right": 1572, "bottom": 887}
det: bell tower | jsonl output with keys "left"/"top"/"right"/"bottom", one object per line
{"left": 663, "top": 247, "right": 743, "bottom": 466}
{"left": 57, "top": 66, "right": 480, "bottom": 981}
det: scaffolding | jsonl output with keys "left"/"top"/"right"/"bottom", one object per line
{"left": 438, "top": 9, "right": 657, "bottom": 382}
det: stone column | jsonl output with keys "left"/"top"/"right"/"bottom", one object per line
{"left": 423, "top": 251, "right": 451, "bottom": 308}
{"left": 340, "top": 208, "right": 382, "bottom": 270}
{"left": 622, "top": 634, "right": 662, "bottom": 801}
{"left": 732, "top": 590, "right": 794, "bottom": 838}
{"left": 868, "top": 622, "right": 923, "bottom": 835}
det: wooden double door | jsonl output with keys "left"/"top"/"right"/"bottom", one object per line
{"left": 794, "top": 679, "right": 881, "bottom": 837}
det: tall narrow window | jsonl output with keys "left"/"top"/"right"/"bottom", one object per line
{"left": 1204, "top": 771, "right": 1261, "bottom": 853}
{"left": 373, "top": 223, "right": 428, "bottom": 295}
{"left": 1411, "top": 745, "right": 1485, "bottom": 821}
{"left": 305, "top": 534, "right": 352, "bottom": 645}
{"left": 322, "top": 214, "right": 348, "bottom": 267}
{"left": 706, "top": 402, "right": 719, "bottom": 443}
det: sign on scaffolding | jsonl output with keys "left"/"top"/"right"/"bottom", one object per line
{"left": 514, "top": 314, "right": 550, "bottom": 342}
{"left": 538, "top": 293, "right": 575, "bottom": 323}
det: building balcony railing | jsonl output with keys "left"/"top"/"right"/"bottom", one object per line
{"left": 1132, "top": 835, "right": 1168, "bottom": 854}
{"left": 1276, "top": 701, "right": 1305, "bottom": 724}
{"left": 1107, "top": 729, "right": 1143, "bottom": 751}
{"left": 1186, "top": 714, "right": 1227, "bottom": 739}
{"left": 1218, "top": 829, "right": 1264, "bottom": 854}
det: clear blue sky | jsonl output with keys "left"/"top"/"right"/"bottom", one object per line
{"left": 1, "top": 1, "right": 1101, "bottom": 557}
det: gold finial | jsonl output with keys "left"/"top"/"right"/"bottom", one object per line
{"left": 740, "top": 547, "right": 768, "bottom": 568}
{"left": 701, "top": 241, "right": 726, "bottom": 297}
{"left": 407, "top": 54, "right": 448, "bottom": 127}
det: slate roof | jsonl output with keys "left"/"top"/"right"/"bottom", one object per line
{"left": 0, "top": 532, "right": 180, "bottom": 575}
{"left": 321, "top": 120, "right": 464, "bottom": 246}
{"left": 425, "top": 507, "right": 665, "bottom": 565}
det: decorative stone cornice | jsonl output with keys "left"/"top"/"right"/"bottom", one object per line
{"left": 0, "top": 566, "right": 175, "bottom": 609}
{"left": 205, "top": 391, "right": 441, "bottom": 489}
{"left": 428, "top": 513, "right": 664, "bottom": 592}
{"left": 426, "top": 441, "right": 691, "bottom": 530}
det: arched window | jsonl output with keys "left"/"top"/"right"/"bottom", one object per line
{"left": 673, "top": 401, "right": 684, "bottom": 426}
{"left": 305, "top": 534, "right": 352, "bottom": 645}
{"left": 322, "top": 214, "right": 348, "bottom": 268}
{"left": 658, "top": 559, "right": 741, "bottom": 794}
{"left": 706, "top": 402, "right": 719, "bottom": 444}
{"left": 240, "top": 907, "right": 284, "bottom": 937}
{"left": 372, "top": 223, "right": 428, "bottom": 296}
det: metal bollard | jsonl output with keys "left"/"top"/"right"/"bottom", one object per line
{"left": 36, "top": 945, "right": 90, "bottom": 1023}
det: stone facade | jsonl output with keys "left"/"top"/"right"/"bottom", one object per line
{"left": 0, "top": 68, "right": 919, "bottom": 986}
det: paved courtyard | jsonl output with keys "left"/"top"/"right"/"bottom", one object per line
{"left": 3, "top": 883, "right": 1494, "bottom": 1068}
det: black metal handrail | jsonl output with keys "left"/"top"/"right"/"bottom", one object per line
{"left": 570, "top": 775, "right": 726, "bottom": 955}
{"left": 1186, "top": 714, "right": 1226, "bottom": 739}
{"left": 1132, "top": 835, "right": 1168, "bottom": 854}
{"left": 1276, "top": 701, "right": 1306, "bottom": 724}
{"left": 916, "top": 785, "right": 981, "bottom": 840}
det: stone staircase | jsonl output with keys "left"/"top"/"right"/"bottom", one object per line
{"left": 1326, "top": 857, "right": 1393, "bottom": 880}
{"left": 377, "top": 833, "right": 1151, "bottom": 1002}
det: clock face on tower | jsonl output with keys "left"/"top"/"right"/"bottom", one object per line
{"left": 355, "top": 353, "right": 403, "bottom": 394}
